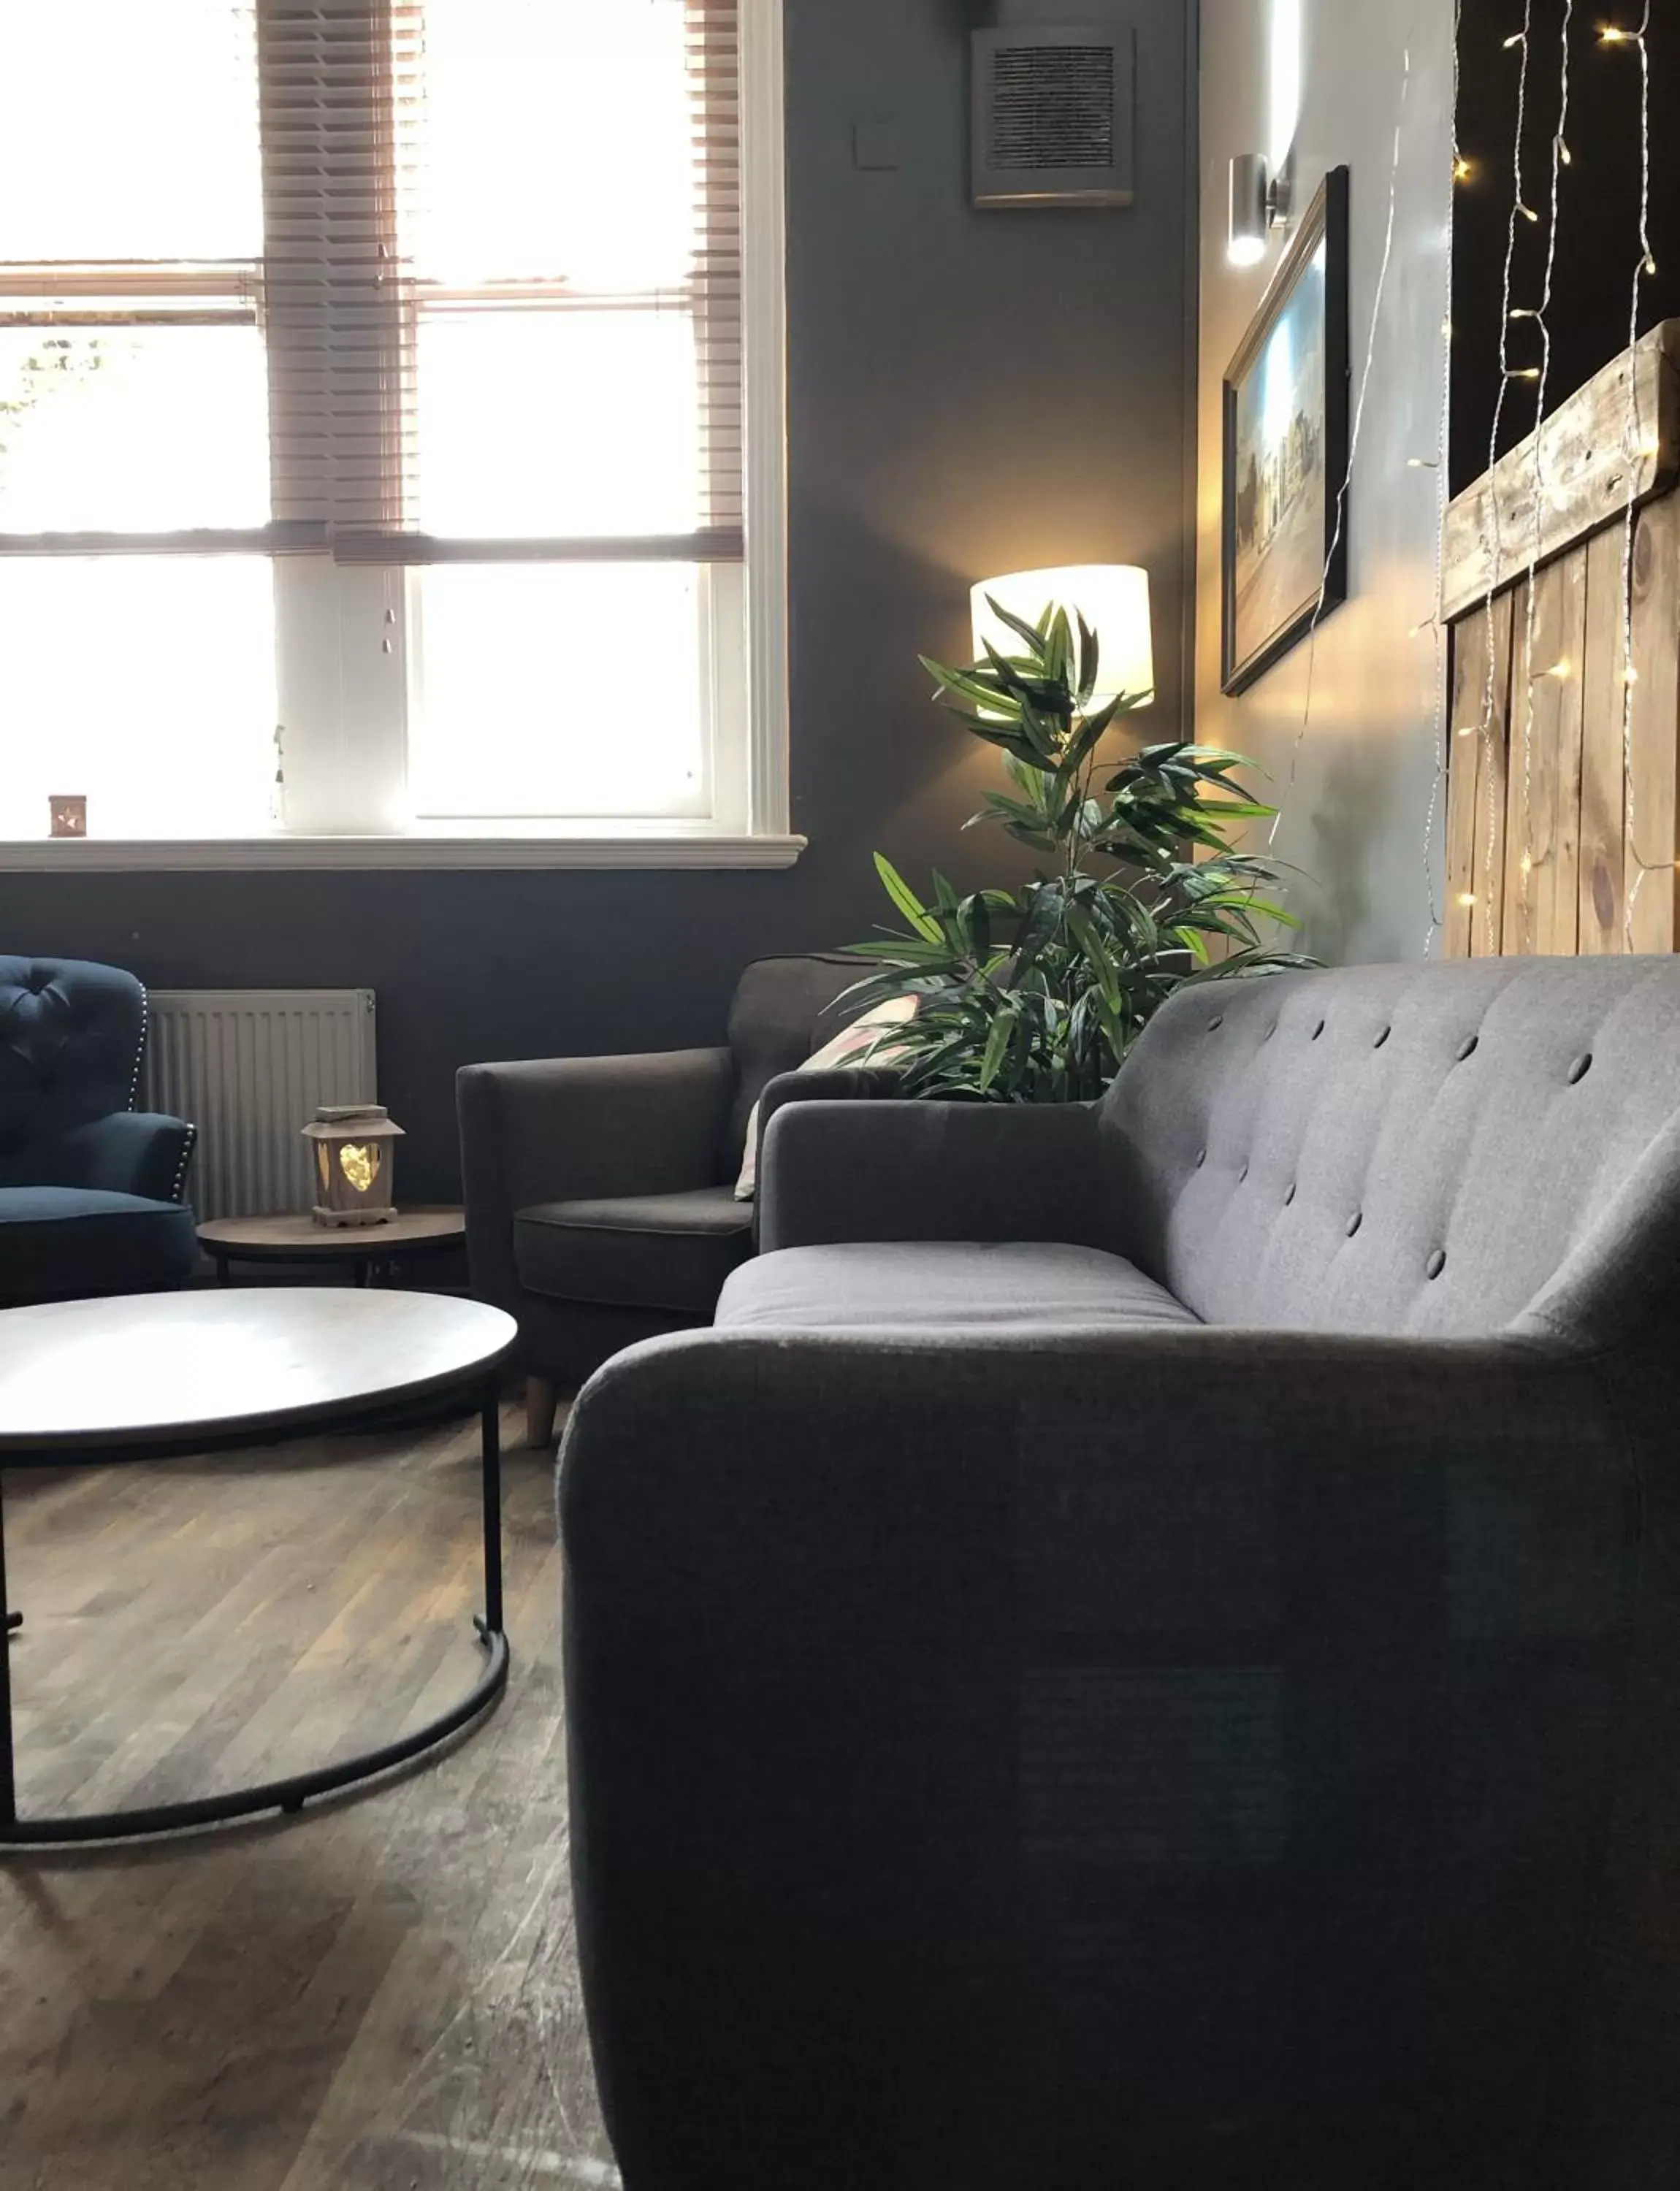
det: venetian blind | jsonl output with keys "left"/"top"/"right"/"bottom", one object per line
{"left": 260, "top": 0, "right": 743, "bottom": 564}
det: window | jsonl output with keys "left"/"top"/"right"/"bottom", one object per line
{"left": 0, "top": 0, "right": 793, "bottom": 866}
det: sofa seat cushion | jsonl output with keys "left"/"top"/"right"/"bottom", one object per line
{"left": 516, "top": 1186, "right": 754, "bottom": 1316}
{"left": 716, "top": 1241, "right": 1202, "bottom": 1334}
{"left": 0, "top": 1185, "right": 199, "bottom": 1304}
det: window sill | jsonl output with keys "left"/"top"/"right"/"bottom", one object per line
{"left": 0, "top": 830, "right": 809, "bottom": 874}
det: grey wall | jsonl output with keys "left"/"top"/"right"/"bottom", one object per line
{"left": 1194, "top": 0, "right": 1454, "bottom": 964}
{"left": 0, "top": 0, "right": 1197, "bottom": 1201}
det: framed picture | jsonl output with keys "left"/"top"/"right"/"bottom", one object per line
{"left": 1221, "top": 166, "right": 1351, "bottom": 697}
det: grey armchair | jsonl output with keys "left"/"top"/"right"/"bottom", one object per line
{"left": 561, "top": 957, "right": 1680, "bottom": 2190}
{"left": 457, "top": 955, "right": 868, "bottom": 1442}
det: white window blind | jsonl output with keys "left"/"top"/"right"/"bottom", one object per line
{"left": 0, "top": 0, "right": 743, "bottom": 564}
{"left": 0, "top": 0, "right": 790, "bottom": 861}
{"left": 261, "top": 0, "right": 744, "bottom": 565}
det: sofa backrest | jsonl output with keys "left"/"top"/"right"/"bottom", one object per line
{"left": 725, "top": 955, "right": 863, "bottom": 1164}
{"left": 1101, "top": 957, "right": 1680, "bottom": 1339}
{"left": 0, "top": 957, "right": 145, "bottom": 1181}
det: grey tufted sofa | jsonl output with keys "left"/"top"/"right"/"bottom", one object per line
{"left": 560, "top": 958, "right": 1680, "bottom": 2191}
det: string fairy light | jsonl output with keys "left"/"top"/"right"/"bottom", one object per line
{"left": 1613, "top": 1, "right": 1658, "bottom": 948}
{"left": 1269, "top": 42, "right": 1414, "bottom": 852}
{"left": 1512, "top": 0, "right": 1576, "bottom": 944}
{"left": 1474, "top": 0, "right": 1537, "bottom": 952}
{"left": 1274, "top": 7, "right": 1662, "bottom": 960}
{"left": 1421, "top": 0, "right": 1466, "bottom": 956}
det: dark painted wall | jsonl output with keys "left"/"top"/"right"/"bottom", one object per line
{"left": 0, "top": 0, "right": 1196, "bottom": 1200}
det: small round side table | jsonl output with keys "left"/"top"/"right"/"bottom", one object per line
{"left": 197, "top": 1207, "right": 466, "bottom": 1289}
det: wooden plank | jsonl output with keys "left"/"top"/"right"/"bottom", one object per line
{"left": 1504, "top": 576, "right": 1541, "bottom": 956}
{"left": 1445, "top": 608, "right": 1489, "bottom": 959}
{"left": 1624, "top": 493, "right": 1680, "bottom": 952}
{"left": 1531, "top": 548, "right": 1588, "bottom": 954}
{"left": 1473, "top": 591, "right": 1514, "bottom": 959}
{"left": 1442, "top": 321, "right": 1680, "bottom": 624}
{"left": 1579, "top": 523, "right": 1631, "bottom": 952}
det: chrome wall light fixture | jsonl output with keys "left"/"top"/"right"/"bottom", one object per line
{"left": 1228, "top": 152, "right": 1291, "bottom": 267}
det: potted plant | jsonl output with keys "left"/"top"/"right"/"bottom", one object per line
{"left": 846, "top": 597, "right": 1314, "bottom": 1102}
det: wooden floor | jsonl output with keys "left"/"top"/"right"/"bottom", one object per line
{"left": 0, "top": 1402, "right": 622, "bottom": 2190}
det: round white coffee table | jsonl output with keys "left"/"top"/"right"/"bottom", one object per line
{"left": 0, "top": 1288, "right": 517, "bottom": 1847}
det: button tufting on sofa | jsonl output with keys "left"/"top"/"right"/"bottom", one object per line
{"left": 1569, "top": 1053, "right": 1593, "bottom": 1085}
{"left": 563, "top": 957, "right": 1680, "bottom": 2191}
{"left": 1457, "top": 1034, "right": 1481, "bottom": 1062}
{"left": 1375, "top": 1026, "right": 1391, "bottom": 1048}
{"left": 1312, "top": 1018, "right": 1326, "bottom": 1039}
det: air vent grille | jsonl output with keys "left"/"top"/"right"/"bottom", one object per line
{"left": 971, "top": 27, "right": 1134, "bottom": 209}
{"left": 990, "top": 45, "right": 1115, "bottom": 172}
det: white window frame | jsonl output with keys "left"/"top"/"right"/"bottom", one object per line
{"left": 0, "top": 0, "right": 798, "bottom": 873}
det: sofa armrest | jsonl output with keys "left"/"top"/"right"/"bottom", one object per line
{"left": 748, "top": 1065, "right": 901, "bottom": 1240}
{"left": 758, "top": 1097, "right": 1103, "bottom": 1250}
{"left": 457, "top": 1047, "right": 734, "bottom": 1315}
{"left": 560, "top": 1325, "right": 1646, "bottom": 2186}
{"left": 31, "top": 1112, "right": 197, "bottom": 1204}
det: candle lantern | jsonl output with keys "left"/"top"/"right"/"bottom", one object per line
{"left": 302, "top": 1104, "right": 405, "bottom": 1228}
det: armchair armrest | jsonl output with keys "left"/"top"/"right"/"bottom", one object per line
{"left": 758, "top": 1097, "right": 1104, "bottom": 1251}
{"left": 457, "top": 1047, "right": 734, "bottom": 1314}
{"left": 560, "top": 1325, "right": 1647, "bottom": 2186}
{"left": 34, "top": 1112, "right": 197, "bottom": 1204}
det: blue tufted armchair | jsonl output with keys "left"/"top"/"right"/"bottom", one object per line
{"left": 0, "top": 958, "right": 199, "bottom": 1306}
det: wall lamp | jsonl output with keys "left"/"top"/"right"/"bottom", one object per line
{"left": 1228, "top": 152, "right": 1291, "bottom": 267}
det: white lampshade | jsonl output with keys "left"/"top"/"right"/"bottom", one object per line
{"left": 971, "top": 565, "right": 1155, "bottom": 710}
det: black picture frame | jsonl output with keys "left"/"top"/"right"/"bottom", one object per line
{"left": 1221, "top": 165, "right": 1351, "bottom": 697}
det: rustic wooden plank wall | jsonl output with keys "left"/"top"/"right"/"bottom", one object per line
{"left": 1443, "top": 324, "right": 1680, "bottom": 960}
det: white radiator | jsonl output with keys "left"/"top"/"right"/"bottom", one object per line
{"left": 139, "top": 989, "right": 378, "bottom": 1222}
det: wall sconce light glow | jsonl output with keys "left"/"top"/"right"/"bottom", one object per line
{"left": 1229, "top": 135, "right": 1291, "bottom": 269}
{"left": 971, "top": 566, "right": 1156, "bottom": 710}
{"left": 1229, "top": 153, "right": 1272, "bottom": 265}
{"left": 1267, "top": 0, "right": 1302, "bottom": 171}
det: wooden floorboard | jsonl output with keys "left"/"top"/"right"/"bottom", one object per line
{"left": 0, "top": 1404, "right": 619, "bottom": 2191}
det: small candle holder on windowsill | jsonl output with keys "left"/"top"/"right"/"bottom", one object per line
{"left": 303, "top": 1104, "right": 405, "bottom": 1228}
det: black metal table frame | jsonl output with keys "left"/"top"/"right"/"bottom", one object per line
{"left": 205, "top": 1231, "right": 464, "bottom": 1291}
{"left": 0, "top": 1376, "right": 506, "bottom": 1848}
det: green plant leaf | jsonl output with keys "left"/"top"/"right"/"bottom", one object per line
{"left": 982, "top": 594, "right": 1053, "bottom": 658}
{"left": 871, "top": 853, "right": 944, "bottom": 943}
{"left": 846, "top": 611, "right": 1316, "bottom": 1102}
